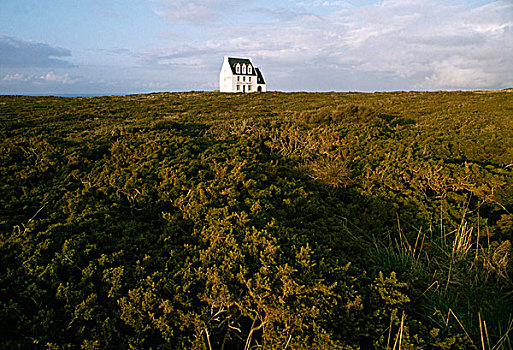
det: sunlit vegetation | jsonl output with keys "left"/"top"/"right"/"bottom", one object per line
{"left": 1, "top": 90, "right": 512, "bottom": 349}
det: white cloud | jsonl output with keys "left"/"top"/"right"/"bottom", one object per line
{"left": 142, "top": 81, "right": 169, "bottom": 89}
{"left": 144, "top": 0, "right": 513, "bottom": 90}
{"left": 151, "top": 0, "right": 248, "bottom": 23}
{"left": 3, "top": 73, "right": 32, "bottom": 82}
{"left": 2, "top": 72, "right": 78, "bottom": 85}
{"left": 424, "top": 59, "right": 491, "bottom": 88}
{"left": 339, "top": 0, "right": 513, "bottom": 89}
{"left": 39, "top": 72, "right": 77, "bottom": 84}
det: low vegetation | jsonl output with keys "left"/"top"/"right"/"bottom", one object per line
{"left": 1, "top": 90, "right": 512, "bottom": 349}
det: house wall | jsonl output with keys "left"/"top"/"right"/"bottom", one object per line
{"left": 233, "top": 75, "right": 257, "bottom": 93}
{"left": 219, "top": 59, "right": 233, "bottom": 92}
{"left": 221, "top": 74, "right": 258, "bottom": 93}
{"left": 220, "top": 56, "right": 265, "bottom": 93}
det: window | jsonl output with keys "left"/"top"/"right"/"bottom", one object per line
{"left": 236, "top": 85, "right": 240, "bottom": 91}
{"left": 237, "top": 76, "right": 240, "bottom": 81}
{"left": 243, "top": 76, "right": 245, "bottom": 82}
{"left": 248, "top": 85, "right": 252, "bottom": 91}
{"left": 236, "top": 64, "right": 240, "bottom": 74}
{"left": 249, "top": 77, "right": 251, "bottom": 82}
{"left": 248, "top": 65, "right": 252, "bottom": 74}
{"left": 242, "top": 64, "right": 246, "bottom": 74}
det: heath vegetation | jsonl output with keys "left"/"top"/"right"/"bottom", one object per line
{"left": 1, "top": 90, "right": 512, "bottom": 349}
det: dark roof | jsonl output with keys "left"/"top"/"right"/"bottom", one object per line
{"left": 255, "top": 67, "right": 265, "bottom": 84}
{"left": 227, "top": 57, "right": 257, "bottom": 76}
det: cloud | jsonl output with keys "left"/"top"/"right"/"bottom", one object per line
{"left": 38, "top": 72, "right": 77, "bottom": 84}
{"left": 151, "top": 0, "right": 249, "bottom": 23}
{"left": 0, "top": 36, "right": 75, "bottom": 68}
{"left": 337, "top": 0, "right": 513, "bottom": 89}
{"left": 142, "top": 81, "right": 169, "bottom": 89}
{"left": 2, "top": 73, "right": 32, "bottom": 82}
{"left": 140, "top": 47, "right": 219, "bottom": 67}
{"left": 140, "top": 0, "right": 512, "bottom": 91}
{"left": 251, "top": 7, "right": 322, "bottom": 23}
{"left": 2, "top": 72, "right": 78, "bottom": 85}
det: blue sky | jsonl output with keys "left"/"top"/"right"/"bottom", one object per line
{"left": 0, "top": 0, "right": 511, "bottom": 94}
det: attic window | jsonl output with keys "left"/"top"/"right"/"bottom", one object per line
{"left": 236, "top": 64, "right": 240, "bottom": 74}
{"left": 248, "top": 65, "right": 252, "bottom": 74}
{"left": 242, "top": 64, "right": 246, "bottom": 74}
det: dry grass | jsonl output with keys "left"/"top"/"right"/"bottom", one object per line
{"left": 308, "top": 156, "right": 353, "bottom": 190}
{"left": 451, "top": 221, "right": 473, "bottom": 263}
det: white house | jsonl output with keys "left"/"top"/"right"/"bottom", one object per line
{"left": 219, "top": 56, "right": 266, "bottom": 93}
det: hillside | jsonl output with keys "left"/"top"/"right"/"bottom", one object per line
{"left": 1, "top": 91, "right": 512, "bottom": 349}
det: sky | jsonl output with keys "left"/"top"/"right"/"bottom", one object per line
{"left": 0, "top": 0, "right": 512, "bottom": 94}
